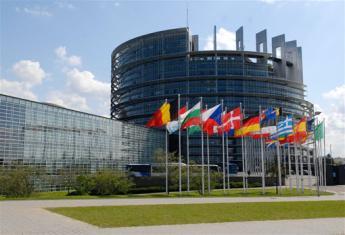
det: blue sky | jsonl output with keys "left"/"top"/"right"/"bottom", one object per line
{"left": 1, "top": 0, "right": 344, "bottom": 157}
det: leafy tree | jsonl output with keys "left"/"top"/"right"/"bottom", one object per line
{"left": 0, "top": 165, "right": 34, "bottom": 197}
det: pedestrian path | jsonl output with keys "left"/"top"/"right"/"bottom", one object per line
{"left": 1, "top": 186, "right": 344, "bottom": 235}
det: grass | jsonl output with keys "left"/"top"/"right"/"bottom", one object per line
{"left": 0, "top": 188, "right": 332, "bottom": 201}
{"left": 47, "top": 200, "right": 345, "bottom": 228}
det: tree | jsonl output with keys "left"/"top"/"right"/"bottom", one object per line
{"left": 0, "top": 165, "right": 35, "bottom": 197}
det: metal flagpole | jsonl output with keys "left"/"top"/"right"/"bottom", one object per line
{"left": 276, "top": 141, "right": 282, "bottom": 194}
{"left": 314, "top": 118, "right": 320, "bottom": 196}
{"left": 294, "top": 132, "right": 300, "bottom": 192}
{"left": 259, "top": 105, "right": 265, "bottom": 194}
{"left": 300, "top": 144, "right": 304, "bottom": 193}
{"left": 288, "top": 144, "right": 292, "bottom": 191}
{"left": 226, "top": 131, "right": 230, "bottom": 191}
{"left": 186, "top": 101, "right": 190, "bottom": 192}
{"left": 323, "top": 118, "right": 327, "bottom": 188}
{"left": 200, "top": 97, "right": 205, "bottom": 195}
{"left": 206, "top": 104, "right": 211, "bottom": 194}
{"left": 244, "top": 136, "right": 248, "bottom": 190}
{"left": 240, "top": 102, "right": 246, "bottom": 192}
{"left": 221, "top": 100, "right": 226, "bottom": 192}
{"left": 307, "top": 146, "right": 312, "bottom": 189}
{"left": 178, "top": 94, "right": 182, "bottom": 194}
{"left": 165, "top": 99, "right": 169, "bottom": 195}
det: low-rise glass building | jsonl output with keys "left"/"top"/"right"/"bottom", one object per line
{"left": 0, "top": 94, "right": 164, "bottom": 191}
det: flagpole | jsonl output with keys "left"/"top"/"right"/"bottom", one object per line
{"left": 288, "top": 143, "right": 292, "bottom": 192}
{"left": 221, "top": 100, "right": 226, "bottom": 192}
{"left": 178, "top": 94, "right": 182, "bottom": 194}
{"left": 294, "top": 138, "right": 299, "bottom": 192}
{"left": 240, "top": 102, "right": 246, "bottom": 193}
{"left": 259, "top": 105, "right": 265, "bottom": 194}
{"left": 307, "top": 145, "right": 312, "bottom": 189}
{"left": 200, "top": 97, "right": 205, "bottom": 195}
{"left": 323, "top": 118, "right": 327, "bottom": 188}
{"left": 165, "top": 99, "right": 169, "bottom": 195}
{"left": 300, "top": 143, "right": 304, "bottom": 193}
{"left": 314, "top": 117, "right": 320, "bottom": 196}
{"left": 275, "top": 117, "right": 282, "bottom": 194}
{"left": 186, "top": 101, "right": 190, "bottom": 192}
{"left": 226, "top": 130, "right": 230, "bottom": 191}
{"left": 206, "top": 104, "right": 211, "bottom": 194}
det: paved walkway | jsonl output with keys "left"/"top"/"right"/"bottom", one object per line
{"left": 1, "top": 186, "right": 344, "bottom": 235}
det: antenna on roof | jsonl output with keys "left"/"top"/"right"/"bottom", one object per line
{"left": 186, "top": 2, "right": 189, "bottom": 29}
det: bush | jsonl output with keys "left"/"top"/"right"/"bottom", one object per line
{"left": 0, "top": 166, "right": 34, "bottom": 197}
{"left": 73, "top": 170, "right": 134, "bottom": 196}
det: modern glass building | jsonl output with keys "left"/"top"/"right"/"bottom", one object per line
{"left": 111, "top": 27, "right": 313, "bottom": 168}
{"left": 0, "top": 94, "right": 164, "bottom": 191}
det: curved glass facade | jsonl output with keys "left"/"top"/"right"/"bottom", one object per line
{"left": 111, "top": 28, "right": 313, "bottom": 168}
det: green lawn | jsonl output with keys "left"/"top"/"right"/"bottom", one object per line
{"left": 47, "top": 200, "right": 345, "bottom": 228}
{"left": 0, "top": 188, "right": 332, "bottom": 201}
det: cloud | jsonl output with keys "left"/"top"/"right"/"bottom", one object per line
{"left": 203, "top": 27, "right": 236, "bottom": 51}
{"left": 315, "top": 84, "right": 345, "bottom": 158}
{"left": 66, "top": 68, "right": 109, "bottom": 97}
{"left": 55, "top": 46, "right": 82, "bottom": 67}
{"left": 55, "top": 2, "right": 75, "bottom": 9}
{"left": 16, "top": 6, "right": 52, "bottom": 17}
{"left": 12, "top": 60, "right": 46, "bottom": 86}
{"left": 46, "top": 91, "right": 90, "bottom": 112}
{"left": 260, "top": 0, "right": 279, "bottom": 4}
{"left": 0, "top": 79, "right": 37, "bottom": 101}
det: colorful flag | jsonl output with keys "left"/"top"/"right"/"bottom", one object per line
{"left": 291, "top": 117, "right": 307, "bottom": 143}
{"left": 236, "top": 116, "right": 260, "bottom": 136}
{"left": 146, "top": 102, "right": 170, "bottom": 127}
{"left": 314, "top": 121, "right": 325, "bottom": 141}
{"left": 166, "top": 106, "right": 188, "bottom": 134}
{"left": 202, "top": 104, "right": 222, "bottom": 135}
{"left": 250, "top": 126, "right": 277, "bottom": 139}
{"left": 277, "top": 115, "right": 293, "bottom": 138}
{"left": 181, "top": 102, "right": 201, "bottom": 129}
{"left": 221, "top": 107, "right": 242, "bottom": 132}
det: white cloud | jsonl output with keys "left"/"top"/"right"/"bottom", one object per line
{"left": 46, "top": 91, "right": 90, "bottom": 112}
{"left": 55, "top": 46, "right": 82, "bottom": 67}
{"left": 0, "top": 79, "right": 37, "bottom": 101}
{"left": 16, "top": 6, "right": 52, "bottom": 17}
{"left": 315, "top": 84, "right": 345, "bottom": 158}
{"left": 12, "top": 60, "right": 46, "bottom": 86}
{"left": 260, "top": 0, "right": 279, "bottom": 4}
{"left": 66, "top": 68, "right": 109, "bottom": 97}
{"left": 55, "top": 2, "right": 75, "bottom": 9}
{"left": 203, "top": 27, "right": 236, "bottom": 51}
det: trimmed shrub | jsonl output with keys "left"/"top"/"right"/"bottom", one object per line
{"left": 73, "top": 170, "right": 134, "bottom": 196}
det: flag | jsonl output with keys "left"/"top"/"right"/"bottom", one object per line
{"left": 266, "top": 138, "right": 278, "bottom": 148}
{"left": 261, "top": 108, "right": 277, "bottom": 122}
{"left": 188, "top": 125, "right": 201, "bottom": 135}
{"left": 181, "top": 102, "right": 201, "bottom": 129}
{"left": 277, "top": 115, "right": 293, "bottom": 138}
{"left": 314, "top": 121, "right": 325, "bottom": 141}
{"left": 146, "top": 102, "right": 170, "bottom": 127}
{"left": 202, "top": 104, "right": 222, "bottom": 135}
{"left": 221, "top": 107, "right": 242, "bottom": 133}
{"left": 166, "top": 106, "right": 188, "bottom": 134}
{"left": 238, "top": 116, "right": 260, "bottom": 136}
{"left": 290, "top": 117, "right": 307, "bottom": 143}
{"left": 250, "top": 126, "right": 277, "bottom": 139}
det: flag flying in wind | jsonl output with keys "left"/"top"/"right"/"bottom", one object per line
{"left": 181, "top": 102, "right": 201, "bottom": 129}
{"left": 202, "top": 104, "right": 222, "bottom": 135}
{"left": 314, "top": 120, "right": 325, "bottom": 141}
{"left": 236, "top": 116, "right": 260, "bottom": 136}
{"left": 221, "top": 107, "right": 242, "bottom": 133}
{"left": 250, "top": 126, "right": 277, "bottom": 139}
{"left": 261, "top": 107, "right": 279, "bottom": 122}
{"left": 166, "top": 106, "right": 188, "bottom": 134}
{"left": 146, "top": 102, "right": 170, "bottom": 127}
{"left": 285, "top": 117, "right": 307, "bottom": 143}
